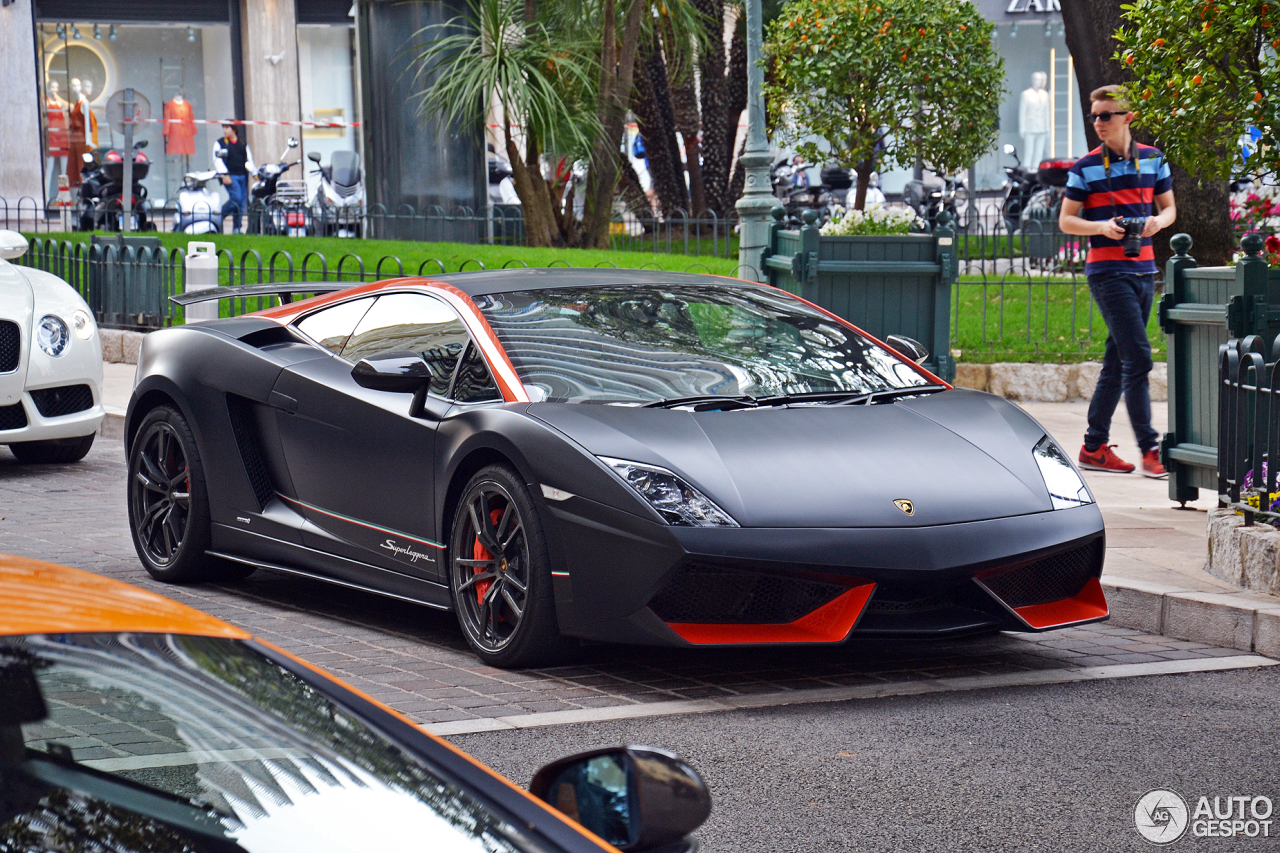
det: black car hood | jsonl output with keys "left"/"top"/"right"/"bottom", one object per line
{"left": 528, "top": 389, "right": 1057, "bottom": 527}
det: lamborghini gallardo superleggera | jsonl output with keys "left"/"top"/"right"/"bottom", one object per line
{"left": 126, "top": 269, "right": 1107, "bottom": 667}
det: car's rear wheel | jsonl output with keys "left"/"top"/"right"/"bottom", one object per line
{"left": 128, "top": 406, "right": 249, "bottom": 583}
{"left": 9, "top": 434, "right": 95, "bottom": 464}
{"left": 449, "top": 465, "right": 565, "bottom": 668}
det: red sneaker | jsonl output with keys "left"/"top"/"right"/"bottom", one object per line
{"left": 1141, "top": 448, "right": 1167, "bottom": 479}
{"left": 1078, "top": 444, "right": 1135, "bottom": 473}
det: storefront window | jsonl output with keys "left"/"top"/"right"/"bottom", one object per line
{"left": 37, "top": 21, "right": 235, "bottom": 206}
{"left": 298, "top": 23, "right": 360, "bottom": 200}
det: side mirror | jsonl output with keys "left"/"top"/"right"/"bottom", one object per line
{"left": 886, "top": 334, "right": 929, "bottom": 365}
{"left": 1002, "top": 143, "right": 1016, "bottom": 155}
{"left": 351, "top": 351, "right": 432, "bottom": 393}
{"left": 0, "top": 230, "right": 29, "bottom": 261}
{"left": 135, "top": 139, "right": 149, "bottom": 149}
{"left": 308, "top": 151, "right": 322, "bottom": 163}
{"left": 531, "top": 746, "right": 711, "bottom": 852}
{"left": 287, "top": 137, "right": 300, "bottom": 148}
{"left": 82, "top": 152, "right": 96, "bottom": 165}
{"left": 0, "top": 650, "right": 48, "bottom": 726}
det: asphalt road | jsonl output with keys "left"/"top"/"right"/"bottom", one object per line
{"left": 452, "top": 667, "right": 1280, "bottom": 853}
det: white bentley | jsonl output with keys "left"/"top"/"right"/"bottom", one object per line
{"left": 0, "top": 230, "right": 104, "bottom": 463}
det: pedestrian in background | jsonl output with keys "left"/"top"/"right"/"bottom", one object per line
{"left": 1059, "top": 84, "right": 1177, "bottom": 478}
{"left": 214, "top": 123, "right": 255, "bottom": 234}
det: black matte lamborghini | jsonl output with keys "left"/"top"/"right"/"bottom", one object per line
{"left": 125, "top": 269, "right": 1107, "bottom": 666}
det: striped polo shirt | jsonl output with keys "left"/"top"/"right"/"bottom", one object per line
{"left": 1063, "top": 143, "right": 1173, "bottom": 276}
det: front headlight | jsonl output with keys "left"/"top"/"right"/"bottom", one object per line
{"left": 72, "top": 309, "right": 95, "bottom": 340}
{"left": 36, "top": 315, "right": 70, "bottom": 357}
{"left": 600, "top": 457, "right": 739, "bottom": 527}
{"left": 1033, "top": 436, "right": 1093, "bottom": 509}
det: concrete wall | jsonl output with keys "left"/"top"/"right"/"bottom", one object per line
{"left": 1, "top": 0, "right": 46, "bottom": 209}
{"left": 239, "top": 0, "right": 302, "bottom": 170}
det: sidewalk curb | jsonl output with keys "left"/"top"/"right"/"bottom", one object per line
{"left": 100, "top": 410, "right": 125, "bottom": 441}
{"left": 1103, "top": 576, "right": 1280, "bottom": 659}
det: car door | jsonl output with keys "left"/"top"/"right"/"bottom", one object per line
{"left": 273, "top": 291, "right": 471, "bottom": 582}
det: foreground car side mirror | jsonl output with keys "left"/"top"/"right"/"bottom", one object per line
{"left": 886, "top": 334, "right": 929, "bottom": 365}
{"left": 531, "top": 745, "right": 711, "bottom": 852}
{"left": 351, "top": 351, "right": 432, "bottom": 393}
{"left": 0, "top": 230, "right": 29, "bottom": 260}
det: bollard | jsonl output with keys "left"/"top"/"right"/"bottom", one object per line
{"left": 184, "top": 241, "right": 219, "bottom": 323}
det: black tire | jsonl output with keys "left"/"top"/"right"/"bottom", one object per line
{"left": 448, "top": 464, "right": 566, "bottom": 668}
{"left": 127, "top": 406, "right": 240, "bottom": 583}
{"left": 9, "top": 433, "right": 95, "bottom": 464}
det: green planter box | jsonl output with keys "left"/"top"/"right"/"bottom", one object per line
{"left": 762, "top": 209, "right": 957, "bottom": 381}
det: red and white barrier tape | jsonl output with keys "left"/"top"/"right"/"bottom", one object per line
{"left": 127, "top": 118, "right": 360, "bottom": 128}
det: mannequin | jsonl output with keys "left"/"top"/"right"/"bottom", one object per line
{"left": 80, "top": 79, "right": 99, "bottom": 147}
{"left": 46, "top": 80, "right": 68, "bottom": 198}
{"left": 164, "top": 92, "right": 196, "bottom": 156}
{"left": 1019, "top": 71, "right": 1051, "bottom": 169}
{"left": 67, "top": 78, "right": 88, "bottom": 187}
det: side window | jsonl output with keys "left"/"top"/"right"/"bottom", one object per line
{"left": 452, "top": 343, "right": 503, "bottom": 403}
{"left": 294, "top": 296, "right": 376, "bottom": 354}
{"left": 341, "top": 293, "right": 470, "bottom": 396}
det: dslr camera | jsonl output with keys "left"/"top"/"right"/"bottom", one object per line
{"left": 1114, "top": 216, "right": 1146, "bottom": 258}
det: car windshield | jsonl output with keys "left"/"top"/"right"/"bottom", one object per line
{"left": 0, "top": 634, "right": 549, "bottom": 853}
{"left": 473, "top": 285, "right": 930, "bottom": 403}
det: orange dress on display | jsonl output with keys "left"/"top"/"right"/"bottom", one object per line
{"left": 164, "top": 97, "right": 196, "bottom": 155}
{"left": 67, "top": 99, "right": 88, "bottom": 186}
{"left": 47, "top": 96, "right": 68, "bottom": 156}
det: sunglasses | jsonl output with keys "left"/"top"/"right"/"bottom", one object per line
{"left": 1090, "top": 111, "right": 1128, "bottom": 123}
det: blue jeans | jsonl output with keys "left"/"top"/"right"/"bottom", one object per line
{"left": 1084, "top": 272, "right": 1159, "bottom": 453}
{"left": 222, "top": 174, "right": 248, "bottom": 232}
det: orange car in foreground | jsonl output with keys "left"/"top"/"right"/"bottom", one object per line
{"left": 0, "top": 554, "right": 710, "bottom": 853}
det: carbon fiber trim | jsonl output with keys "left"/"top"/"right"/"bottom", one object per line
{"left": 648, "top": 562, "right": 852, "bottom": 624}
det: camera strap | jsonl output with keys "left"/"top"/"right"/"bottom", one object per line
{"left": 1103, "top": 136, "right": 1151, "bottom": 220}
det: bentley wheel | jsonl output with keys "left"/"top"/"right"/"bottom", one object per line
{"left": 127, "top": 406, "right": 220, "bottom": 583}
{"left": 449, "top": 465, "right": 564, "bottom": 668}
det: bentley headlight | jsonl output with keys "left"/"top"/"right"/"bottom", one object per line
{"left": 1034, "top": 436, "right": 1093, "bottom": 509}
{"left": 72, "top": 309, "right": 95, "bottom": 340}
{"left": 600, "top": 457, "right": 739, "bottom": 527}
{"left": 36, "top": 315, "right": 70, "bottom": 357}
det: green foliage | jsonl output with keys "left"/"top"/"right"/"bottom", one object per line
{"left": 763, "top": 0, "right": 1003, "bottom": 186}
{"left": 1116, "top": 0, "right": 1279, "bottom": 181}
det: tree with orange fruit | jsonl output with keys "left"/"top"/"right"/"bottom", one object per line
{"left": 762, "top": 0, "right": 1002, "bottom": 210}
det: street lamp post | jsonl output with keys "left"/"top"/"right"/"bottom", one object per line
{"left": 735, "top": 0, "right": 774, "bottom": 283}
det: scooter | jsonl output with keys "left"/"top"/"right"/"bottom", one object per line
{"left": 904, "top": 171, "right": 967, "bottom": 231}
{"left": 308, "top": 149, "right": 365, "bottom": 237}
{"left": 1000, "top": 143, "right": 1039, "bottom": 233}
{"left": 247, "top": 137, "right": 304, "bottom": 235}
{"left": 75, "top": 140, "right": 152, "bottom": 232}
{"left": 173, "top": 170, "right": 222, "bottom": 234}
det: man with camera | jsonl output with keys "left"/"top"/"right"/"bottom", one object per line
{"left": 1059, "top": 84, "right": 1177, "bottom": 478}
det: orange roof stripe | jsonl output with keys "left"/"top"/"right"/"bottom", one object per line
{"left": 0, "top": 553, "right": 250, "bottom": 639}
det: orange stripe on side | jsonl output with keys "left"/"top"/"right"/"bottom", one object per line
{"left": 419, "top": 281, "right": 530, "bottom": 403}
{"left": 1012, "top": 577, "right": 1109, "bottom": 630}
{"left": 666, "top": 583, "right": 875, "bottom": 644}
{"left": 255, "top": 279, "right": 396, "bottom": 324}
{"left": 1083, "top": 187, "right": 1151, "bottom": 208}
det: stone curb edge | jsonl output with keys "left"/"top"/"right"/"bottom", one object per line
{"left": 1103, "top": 575, "right": 1280, "bottom": 660}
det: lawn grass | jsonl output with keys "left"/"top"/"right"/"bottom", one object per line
{"left": 950, "top": 278, "right": 1166, "bottom": 363}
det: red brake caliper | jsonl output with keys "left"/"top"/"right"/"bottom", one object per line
{"left": 472, "top": 508, "right": 504, "bottom": 606}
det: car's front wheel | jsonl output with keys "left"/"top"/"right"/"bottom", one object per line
{"left": 449, "top": 465, "right": 565, "bottom": 668}
{"left": 128, "top": 406, "right": 246, "bottom": 583}
{"left": 9, "top": 434, "right": 95, "bottom": 464}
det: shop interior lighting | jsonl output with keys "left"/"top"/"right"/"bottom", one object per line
{"left": 1044, "top": 19, "right": 1053, "bottom": 38}
{"left": 72, "top": 25, "right": 82, "bottom": 39}
{"left": 1009, "top": 22, "right": 1018, "bottom": 38}
{"left": 187, "top": 26, "right": 196, "bottom": 42}
{"left": 93, "top": 24, "right": 101, "bottom": 39}
{"left": 56, "top": 23, "right": 66, "bottom": 38}
{"left": 1059, "top": 22, "right": 1067, "bottom": 38}
{"left": 109, "top": 24, "right": 118, "bottom": 40}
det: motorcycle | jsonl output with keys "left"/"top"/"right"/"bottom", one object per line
{"left": 770, "top": 157, "right": 832, "bottom": 225}
{"left": 309, "top": 148, "right": 365, "bottom": 237}
{"left": 904, "top": 170, "right": 968, "bottom": 231}
{"left": 244, "top": 137, "right": 306, "bottom": 235}
{"left": 75, "top": 140, "right": 152, "bottom": 232}
{"left": 173, "top": 170, "right": 222, "bottom": 235}
{"left": 1000, "top": 143, "right": 1039, "bottom": 233}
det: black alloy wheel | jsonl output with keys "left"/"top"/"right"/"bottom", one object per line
{"left": 127, "top": 406, "right": 250, "bottom": 583}
{"left": 449, "top": 465, "right": 563, "bottom": 668}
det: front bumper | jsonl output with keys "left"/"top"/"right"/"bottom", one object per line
{"left": 0, "top": 385, "right": 104, "bottom": 444}
{"left": 544, "top": 497, "right": 1107, "bottom": 647}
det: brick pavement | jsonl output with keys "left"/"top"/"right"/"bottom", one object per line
{"left": 0, "top": 442, "right": 1253, "bottom": 729}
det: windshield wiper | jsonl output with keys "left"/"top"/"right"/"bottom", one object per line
{"left": 641, "top": 395, "right": 758, "bottom": 411}
{"left": 835, "top": 384, "right": 949, "bottom": 406}
{"left": 753, "top": 390, "right": 869, "bottom": 406}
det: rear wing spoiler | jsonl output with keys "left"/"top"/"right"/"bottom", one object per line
{"left": 168, "top": 282, "right": 352, "bottom": 307}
